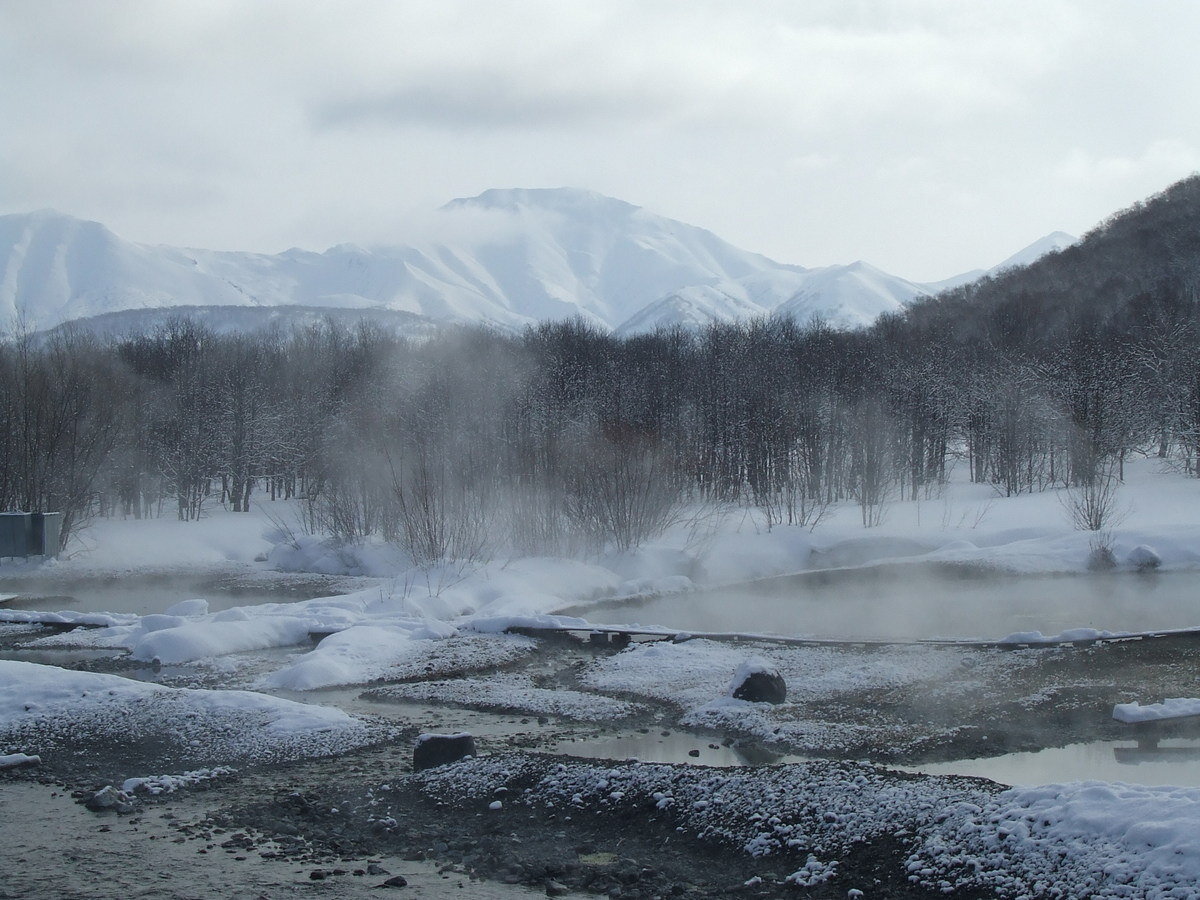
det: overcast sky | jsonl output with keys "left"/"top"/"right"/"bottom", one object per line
{"left": 3, "top": 1, "right": 1199, "bottom": 281}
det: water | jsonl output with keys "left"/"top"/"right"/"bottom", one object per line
{"left": 0, "top": 781, "right": 569, "bottom": 900}
{"left": 0, "top": 579, "right": 332, "bottom": 617}
{"left": 587, "top": 570, "right": 1200, "bottom": 642}
{"left": 901, "top": 739, "right": 1200, "bottom": 787}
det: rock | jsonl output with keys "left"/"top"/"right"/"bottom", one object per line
{"left": 1128, "top": 544, "right": 1162, "bottom": 571}
{"left": 367, "top": 863, "right": 388, "bottom": 876}
{"left": 413, "top": 732, "right": 476, "bottom": 771}
{"left": 546, "top": 879, "right": 571, "bottom": 896}
{"left": 380, "top": 874, "right": 409, "bottom": 888}
{"left": 730, "top": 659, "right": 787, "bottom": 704}
{"left": 85, "top": 785, "right": 136, "bottom": 814}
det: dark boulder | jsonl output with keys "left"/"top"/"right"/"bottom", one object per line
{"left": 413, "top": 732, "right": 476, "bottom": 771}
{"left": 730, "top": 661, "right": 787, "bottom": 704}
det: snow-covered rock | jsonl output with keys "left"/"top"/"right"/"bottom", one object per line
{"left": 1127, "top": 544, "right": 1163, "bottom": 571}
{"left": 729, "top": 658, "right": 788, "bottom": 704}
{"left": 1113, "top": 698, "right": 1200, "bottom": 723}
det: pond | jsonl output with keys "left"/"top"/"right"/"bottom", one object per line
{"left": 0, "top": 575, "right": 347, "bottom": 617}
{"left": 582, "top": 569, "right": 1200, "bottom": 642}
{"left": 900, "top": 738, "right": 1200, "bottom": 788}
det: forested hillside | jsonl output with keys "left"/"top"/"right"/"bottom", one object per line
{"left": 3, "top": 178, "right": 1199, "bottom": 557}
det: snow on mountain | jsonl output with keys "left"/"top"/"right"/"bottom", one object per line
{"left": 0, "top": 192, "right": 1077, "bottom": 335}
{"left": 613, "top": 285, "right": 771, "bottom": 336}
{"left": 923, "top": 232, "right": 1078, "bottom": 293}
{"left": 987, "top": 230, "right": 1077, "bottom": 273}
{"left": 773, "top": 261, "right": 932, "bottom": 329}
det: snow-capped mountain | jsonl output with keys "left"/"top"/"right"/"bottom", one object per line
{"left": 0, "top": 189, "right": 1073, "bottom": 335}
{"left": 923, "top": 231, "right": 1078, "bottom": 293}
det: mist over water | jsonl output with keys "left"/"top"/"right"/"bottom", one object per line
{"left": 590, "top": 569, "right": 1200, "bottom": 642}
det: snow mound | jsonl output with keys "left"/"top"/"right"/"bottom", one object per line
{"left": 1113, "top": 698, "right": 1200, "bottom": 723}
{"left": 911, "top": 780, "right": 1200, "bottom": 897}
{"left": 0, "top": 660, "right": 379, "bottom": 768}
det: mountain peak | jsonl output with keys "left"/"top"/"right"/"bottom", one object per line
{"left": 990, "top": 231, "right": 1077, "bottom": 272}
{"left": 442, "top": 187, "right": 641, "bottom": 217}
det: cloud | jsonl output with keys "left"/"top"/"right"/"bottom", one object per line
{"left": 3, "top": 1, "right": 1200, "bottom": 278}
{"left": 1057, "top": 141, "right": 1200, "bottom": 185}
{"left": 313, "top": 70, "right": 678, "bottom": 131}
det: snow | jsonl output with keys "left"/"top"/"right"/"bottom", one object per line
{"left": 0, "top": 659, "right": 379, "bottom": 765}
{"left": 132, "top": 617, "right": 315, "bottom": 664}
{"left": 1113, "top": 698, "right": 1200, "bottom": 724}
{"left": 999, "top": 627, "right": 1124, "bottom": 645}
{"left": 911, "top": 780, "right": 1200, "bottom": 897}
{"left": 1127, "top": 544, "right": 1163, "bottom": 569}
{"left": 4, "top": 193, "right": 1064, "bottom": 337}
{"left": 785, "top": 856, "right": 838, "bottom": 886}
{"left": 258, "top": 621, "right": 455, "bottom": 690}
{"left": 370, "top": 673, "right": 646, "bottom": 722}
{"left": 580, "top": 637, "right": 1009, "bottom": 754}
{"left": 0, "top": 752, "right": 40, "bottom": 768}
{"left": 728, "top": 657, "right": 777, "bottom": 695}
{"left": 412, "top": 753, "right": 1200, "bottom": 897}
{"left": 415, "top": 731, "right": 472, "bottom": 744}
{"left": 415, "top": 752, "right": 995, "bottom": 860}
{"left": 121, "top": 766, "right": 233, "bottom": 795}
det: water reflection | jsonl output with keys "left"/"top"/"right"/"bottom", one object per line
{"left": 902, "top": 739, "right": 1200, "bottom": 787}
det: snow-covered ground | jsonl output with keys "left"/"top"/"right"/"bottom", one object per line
{"left": 3, "top": 455, "right": 1198, "bottom": 686}
{"left": 0, "top": 658, "right": 385, "bottom": 773}
{"left": 3, "top": 456, "right": 1200, "bottom": 895}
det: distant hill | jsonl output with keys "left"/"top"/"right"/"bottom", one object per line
{"left": 0, "top": 188, "right": 1072, "bottom": 335}
{"left": 905, "top": 175, "right": 1200, "bottom": 348}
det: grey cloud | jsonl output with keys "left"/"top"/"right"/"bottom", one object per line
{"left": 311, "top": 70, "right": 678, "bottom": 131}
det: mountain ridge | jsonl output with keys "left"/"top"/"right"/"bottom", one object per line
{"left": 0, "top": 189, "right": 1072, "bottom": 335}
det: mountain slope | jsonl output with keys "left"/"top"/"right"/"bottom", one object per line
{"left": 905, "top": 175, "right": 1200, "bottom": 346}
{"left": 0, "top": 190, "right": 1073, "bottom": 334}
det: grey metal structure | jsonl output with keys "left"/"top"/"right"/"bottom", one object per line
{"left": 0, "top": 511, "right": 62, "bottom": 559}
{"left": 31, "top": 512, "right": 62, "bottom": 558}
{"left": 0, "top": 512, "right": 32, "bottom": 557}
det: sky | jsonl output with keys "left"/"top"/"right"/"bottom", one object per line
{"left": 3, "top": 1, "right": 1200, "bottom": 282}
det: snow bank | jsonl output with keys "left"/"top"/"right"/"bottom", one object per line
{"left": 1113, "top": 698, "right": 1200, "bottom": 723}
{"left": 370, "top": 673, "right": 646, "bottom": 721}
{"left": 260, "top": 622, "right": 452, "bottom": 690}
{"left": 999, "top": 627, "right": 1125, "bottom": 645}
{"left": 0, "top": 752, "right": 40, "bottom": 768}
{"left": 0, "top": 659, "right": 356, "bottom": 733}
{"left": 130, "top": 617, "right": 314, "bottom": 664}
{"left": 912, "top": 780, "right": 1200, "bottom": 897}
{"left": 0, "top": 659, "right": 378, "bottom": 765}
{"left": 259, "top": 624, "right": 536, "bottom": 691}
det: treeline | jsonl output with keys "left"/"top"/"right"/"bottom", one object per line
{"left": 4, "top": 176, "right": 1200, "bottom": 557}
{"left": 1, "top": 298, "right": 1197, "bottom": 556}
